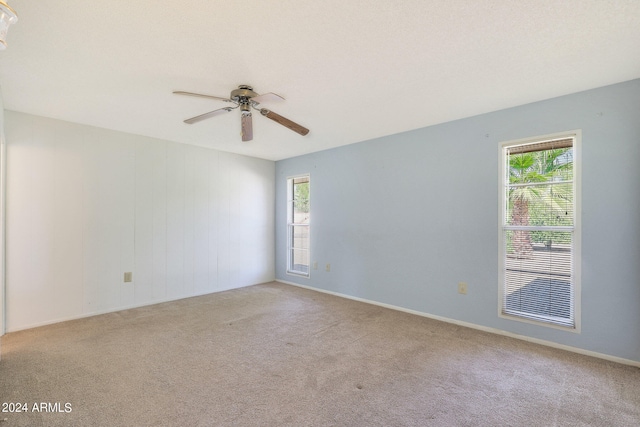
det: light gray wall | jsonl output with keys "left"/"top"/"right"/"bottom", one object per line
{"left": 275, "top": 79, "right": 640, "bottom": 362}
{"left": 5, "top": 112, "right": 275, "bottom": 331}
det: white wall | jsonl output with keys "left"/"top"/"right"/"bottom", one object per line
{"left": 5, "top": 111, "right": 275, "bottom": 332}
{"left": 0, "top": 88, "right": 5, "bottom": 340}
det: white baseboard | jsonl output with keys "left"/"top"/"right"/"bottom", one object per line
{"left": 276, "top": 279, "right": 640, "bottom": 368}
{"left": 6, "top": 282, "right": 255, "bottom": 333}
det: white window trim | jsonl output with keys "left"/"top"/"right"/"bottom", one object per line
{"left": 286, "top": 174, "right": 310, "bottom": 278}
{"left": 498, "top": 130, "right": 581, "bottom": 333}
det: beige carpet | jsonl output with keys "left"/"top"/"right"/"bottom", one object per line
{"left": 1, "top": 281, "right": 638, "bottom": 426}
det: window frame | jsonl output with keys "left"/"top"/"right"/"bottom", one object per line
{"left": 286, "top": 174, "right": 310, "bottom": 278}
{"left": 498, "top": 131, "right": 581, "bottom": 332}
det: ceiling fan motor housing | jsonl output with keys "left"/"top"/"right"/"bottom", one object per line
{"left": 230, "top": 85, "right": 259, "bottom": 103}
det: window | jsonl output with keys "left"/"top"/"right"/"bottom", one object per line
{"left": 499, "top": 132, "right": 580, "bottom": 330}
{"left": 287, "top": 175, "right": 310, "bottom": 276}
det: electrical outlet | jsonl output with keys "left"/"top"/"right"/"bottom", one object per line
{"left": 313, "top": 261, "right": 318, "bottom": 270}
{"left": 458, "top": 282, "right": 467, "bottom": 295}
{"left": 325, "top": 263, "right": 331, "bottom": 272}
{"left": 124, "top": 272, "right": 133, "bottom": 283}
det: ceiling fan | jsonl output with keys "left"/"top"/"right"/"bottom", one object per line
{"left": 173, "top": 85, "right": 310, "bottom": 142}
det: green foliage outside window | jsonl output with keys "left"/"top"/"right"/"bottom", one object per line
{"left": 294, "top": 181, "right": 310, "bottom": 213}
{"left": 507, "top": 147, "right": 573, "bottom": 256}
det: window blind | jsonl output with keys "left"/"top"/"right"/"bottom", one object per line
{"left": 502, "top": 137, "right": 576, "bottom": 327}
{"left": 287, "top": 175, "right": 310, "bottom": 276}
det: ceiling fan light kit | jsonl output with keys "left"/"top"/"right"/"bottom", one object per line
{"left": 174, "top": 85, "right": 309, "bottom": 142}
{"left": 0, "top": 0, "right": 18, "bottom": 50}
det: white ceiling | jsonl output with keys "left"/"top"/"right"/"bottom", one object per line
{"left": 0, "top": 1, "right": 639, "bottom": 161}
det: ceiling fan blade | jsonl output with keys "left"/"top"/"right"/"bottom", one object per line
{"left": 173, "top": 91, "right": 232, "bottom": 103}
{"left": 241, "top": 112, "right": 253, "bottom": 142}
{"left": 260, "top": 109, "right": 309, "bottom": 136}
{"left": 251, "top": 92, "right": 285, "bottom": 104}
{"left": 184, "top": 107, "right": 234, "bottom": 124}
